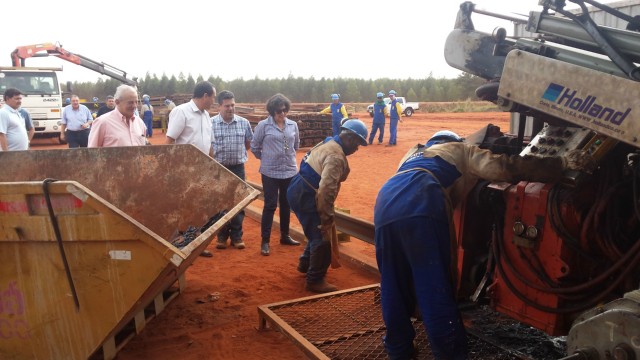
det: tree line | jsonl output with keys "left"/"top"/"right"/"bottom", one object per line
{"left": 71, "top": 72, "right": 487, "bottom": 103}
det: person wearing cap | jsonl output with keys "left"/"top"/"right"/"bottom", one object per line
{"left": 141, "top": 94, "right": 154, "bottom": 138}
{"left": 373, "top": 130, "right": 597, "bottom": 360}
{"left": 386, "top": 90, "right": 403, "bottom": 146}
{"left": 286, "top": 119, "right": 368, "bottom": 293}
{"left": 319, "top": 93, "right": 349, "bottom": 137}
{"left": 369, "top": 92, "right": 389, "bottom": 145}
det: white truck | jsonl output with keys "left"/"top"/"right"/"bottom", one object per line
{"left": 7, "top": 43, "right": 138, "bottom": 143}
{"left": 0, "top": 66, "right": 66, "bottom": 143}
{"left": 367, "top": 96, "right": 420, "bottom": 117}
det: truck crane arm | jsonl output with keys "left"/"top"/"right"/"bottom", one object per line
{"left": 11, "top": 42, "right": 137, "bottom": 86}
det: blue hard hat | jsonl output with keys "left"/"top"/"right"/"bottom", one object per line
{"left": 143, "top": 94, "right": 150, "bottom": 100}
{"left": 341, "top": 119, "right": 368, "bottom": 146}
{"left": 426, "top": 130, "right": 463, "bottom": 147}
{"left": 164, "top": 99, "right": 171, "bottom": 105}
{"left": 376, "top": 92, "right": 384, "bottom": 98}
{"left": 331, "top": 94, "right": 339, "bottom": 100}
{"left": 65, "top": 97, "right": 71, "bottom": 104}
{"left": 92, "top": 97, "right": 99, "bottom": 102}
{"left": 388, "top": 90, "right": 397, "bottom": 95}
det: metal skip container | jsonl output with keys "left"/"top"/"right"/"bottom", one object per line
{"left": 0, "top": 145, "right": 260, "bottom": 359}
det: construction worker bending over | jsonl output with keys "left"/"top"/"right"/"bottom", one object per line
{"left": 319, "top": 93, "right": 348, "bottom": 137}
{"left": 373, "top": 130, "right": 596, "bottom": 360}
{"left": 287, "top": 119, "right": 368, "bottom": 293}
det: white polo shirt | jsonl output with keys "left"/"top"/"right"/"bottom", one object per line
{"left": 0, "top": 106, "right": 29, "bottom": 151}
{"left": 166, "top": 100, "right": 212, "bottom": 155}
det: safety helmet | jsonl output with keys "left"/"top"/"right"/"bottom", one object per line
{"left": 331, "top": 94, "right": 339, "bottom": 100}
{"left": 340, "top": 119, "right": 368, "bottom": 146}
{"left": 426, "top": 130, "right": 463, "bottom": 147}
{"left": 376, "top": 92, "right": 384, "bottom": 98}
{"left": 65, "top": 97, "right": 71, "bottom": 105}
{"left": 143, "top": 94, "right": 150, "bottom": 100}
{"left": 388, "top": 90, "right": 397, "bottom": 96}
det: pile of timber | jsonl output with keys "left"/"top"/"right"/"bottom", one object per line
{"left": 146, "top": 97, "right": 356, "bottom": 147}
{"left": 236, "top": 104, "right": 355, "bottom": 148}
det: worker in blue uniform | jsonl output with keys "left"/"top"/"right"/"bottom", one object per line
{"left": 387, "top": 90, "right": 403, "bottom": 146}
{"left": 287, "top": 119, "right": 368, "bottom": 293}
{"left": 141, "top": 94, "right": 154, "bottom": 138}
{"left": 369, "top": 92, "right": 389, "bottom": 145}
{"left": 320, "top": 93, "right": 349, "bottom": 136}
{"left": 373, "top": 130, "right": 597, "bottom": 360}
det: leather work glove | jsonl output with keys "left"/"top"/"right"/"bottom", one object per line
{"left": 563, "top": 149, "right": 597, "bottom": 173}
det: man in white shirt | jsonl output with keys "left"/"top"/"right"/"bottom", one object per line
{"left": 165, "top": 81, "right": 216, "bottom": 257}
{"left": 165, "top": 81, "right": 216, "bottom": 157}
{"left": 0, "top": 88, "right": 29, "bottom": 151}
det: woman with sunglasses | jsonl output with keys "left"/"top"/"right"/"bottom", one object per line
{"left": 250, "top": 93, "right": 301, "bottom": 256}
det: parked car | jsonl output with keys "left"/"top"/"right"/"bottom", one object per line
{"left": 367, "top": 96, "right": 420, "bottom": 117}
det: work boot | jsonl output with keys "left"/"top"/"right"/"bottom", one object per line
{"left": 305, "top": 279, "right": 338, "bottom": 293}
{"left": 231, "top": 239, "right": 245, "bottom": 250}
{"left": 261, "top": 239, "right": 270, "bottom": 256}
{"left": 280, "top": 235, "right": 300, "bottom": 246}
{"left": 216, "top": 239, "right": 227, "bottom": 249}
{"left": 297, "top": 257, "right": 310, "bottom": 274}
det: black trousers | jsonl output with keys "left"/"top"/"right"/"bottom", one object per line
{"left": 260, "top": 174, "right": 292, "bottom": 241}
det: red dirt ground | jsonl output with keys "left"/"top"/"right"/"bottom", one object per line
{"left": 30, "top": 110, "right": 510, "bottom": 359}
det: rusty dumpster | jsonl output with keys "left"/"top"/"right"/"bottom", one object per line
{"left": 0, "top": 145, "right": 260, "bottom": 359}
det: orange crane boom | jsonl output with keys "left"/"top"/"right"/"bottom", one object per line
{"left": 11, "top": 42, "right": 137, "bottom": 86}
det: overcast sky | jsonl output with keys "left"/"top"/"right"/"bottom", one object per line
{"left": 1, "top": 0, "right": 619, "bottom": 83}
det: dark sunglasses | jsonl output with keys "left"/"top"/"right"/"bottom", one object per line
{"left": 275, "top": 108, "right": 288, "bottom": 115}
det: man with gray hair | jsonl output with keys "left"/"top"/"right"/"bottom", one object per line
{"left": 88, "top": 85, "right": 147, "bottom": 147}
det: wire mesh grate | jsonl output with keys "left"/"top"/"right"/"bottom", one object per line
{"left": 259, "top": 284, "right": 529, "bottom": 360}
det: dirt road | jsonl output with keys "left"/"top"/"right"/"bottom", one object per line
{"left": 29, "top": 111, "right": 511, "bottom": 359}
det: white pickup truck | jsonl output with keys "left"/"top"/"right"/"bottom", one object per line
{"left": 367, "top": 96, "right": 420, "bottom": 117}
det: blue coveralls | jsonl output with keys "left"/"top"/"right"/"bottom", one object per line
{"left": 287, "top": 136, "right": 343, "bottom": 284}
{"left": 368, "top": 101, "right": 386, "bottom": 144}
{"left": 374, "top": 152, "right": 468, "bottom": 360}
{"left": 329, "top": 103, "right": 344, "bottom": 137}
{"left": 388, "top": 99, "right": 400, "bottom": 145}
{"left": 142, "top": 101, "right": 153, "bottom": 137}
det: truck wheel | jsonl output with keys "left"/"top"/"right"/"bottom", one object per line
{"left": 404, "top": 108, "right": 414, "bottom": 117}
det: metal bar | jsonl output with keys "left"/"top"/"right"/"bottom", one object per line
{"left": 257, "top": 306, "right": 331, "bottom": 360}
{"left": 472, "top": 7, "right": 528, "bottom": 24}
{"left": 42, "top": 178, "right": 80, "bottom": 311}
{"left": 247, "top": 180, "right": 375, "bottom": 244}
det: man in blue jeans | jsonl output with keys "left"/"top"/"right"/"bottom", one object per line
{"left": 287, "top": 119, "right": 368, "bottom": 293}
{"left": 211, "top": 90, "right": 253, "bottom": 250}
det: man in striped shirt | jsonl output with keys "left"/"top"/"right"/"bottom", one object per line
{"left": 211, "top": 90, "right": 253, "bottom": 250}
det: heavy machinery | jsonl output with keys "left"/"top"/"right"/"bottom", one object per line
{"left": 444, "top": 1, "right": 640, "bottom": 358}
{"left": 3, "top": 42, "right": 137, "bottom": 143}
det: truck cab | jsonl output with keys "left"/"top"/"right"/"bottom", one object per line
{"left": 0, "top": 66, "right": 64, "bottom": 142}
{"left": 367, "top": 96, "right": 420, "bottom": 117}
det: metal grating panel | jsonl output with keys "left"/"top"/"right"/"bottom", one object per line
{"left": 258, "top": 284, "right": 532, "bottom": 360}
